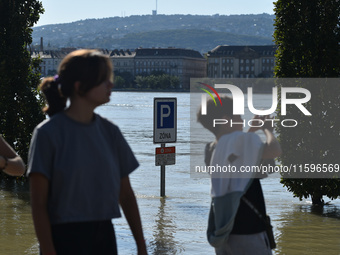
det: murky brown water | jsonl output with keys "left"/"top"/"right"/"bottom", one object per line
{"left": 263, "top": 176, "right": 340, "bottom": 255}
{"left": 1, "top": 93, "right": 340, "bottom": 255}
{"left": 0, "top": 180, "right": 38, "bottom": 254}
{"left": 2, "top": 178, "right": 340, "bottom": 255}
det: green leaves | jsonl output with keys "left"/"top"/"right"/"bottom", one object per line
{"left": 274, "top": 0, "right": 340, "bottom": 205}
{"left": 0, "top": 0, "right": 45, "bottom": 172}
{"left": 135, "top": 73, "right": 180, "bottom": 90}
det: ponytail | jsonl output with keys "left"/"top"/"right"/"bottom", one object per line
{"left": 39, "top": 77, "right": 67, "bottom": 117}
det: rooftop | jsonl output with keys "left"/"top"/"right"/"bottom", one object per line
{"left": 135, "top": 47, "right": 204, "bottom": 58}
{"left": 207, "top": 45, "right": 277, "bottom": 57}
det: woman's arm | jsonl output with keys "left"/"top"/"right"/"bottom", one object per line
{"left": 30, "top": 173, "right": 56, "bottom": 255}
{"left": 0, "top": 136, "right": 25, "bottom": 176}
{"left": 119, "top": 176, "right": 147, "bottom": 255}
{"left": 262, "top": 128, "right": 282, "bottom": 159}
{"left": 247, "top": 116, "right": 282, "bottom": 159}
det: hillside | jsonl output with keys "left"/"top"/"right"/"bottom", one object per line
{"left": 32, "top": 14, "right": 275, "bottom": 52}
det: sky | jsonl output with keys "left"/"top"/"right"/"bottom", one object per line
{"left": 35, "top": 0, "right": 275, "bottom": 27}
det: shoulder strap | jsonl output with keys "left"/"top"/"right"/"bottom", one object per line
{"left": 204, "top": 141, "right": 216, "bottom": 166}
{"left": 241, "top": 196, "right": 266, "bottom": 223}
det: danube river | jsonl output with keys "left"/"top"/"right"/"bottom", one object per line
{"left": 1, "top": 92, "right": 340, "bottom": 254}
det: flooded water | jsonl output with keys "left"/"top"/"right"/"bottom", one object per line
{"left": 1, "top": 92, "right": 340, "bottom": 255}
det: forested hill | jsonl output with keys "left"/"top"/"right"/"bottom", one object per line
{"left": 32, "top": 14, "right": 275, "bottom": 53}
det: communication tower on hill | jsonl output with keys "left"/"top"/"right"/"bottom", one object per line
{"left": 152, "top": 0, "right": 158, "bottom": 15}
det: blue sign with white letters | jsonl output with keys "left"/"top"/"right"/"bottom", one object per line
{"left": 154, "top": 98, "right": 177, "bottom": 143}
{"left": 157, "top": 102, "right": 174, "bottom": 129}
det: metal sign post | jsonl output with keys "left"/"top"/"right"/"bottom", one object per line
{"left": 154, "top": 98, "right": 177, "bottom": 197}
{"left": 155, "top": 145, "right": 176, "bottom": 196}
{"left": 160, "top": 143, "right": 166, "bottom": 197}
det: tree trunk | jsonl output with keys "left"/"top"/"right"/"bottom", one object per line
{"left": 311, "top": 193, "right": 324, "bottom": 206}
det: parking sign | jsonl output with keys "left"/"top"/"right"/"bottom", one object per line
{"left": 154, "top": 98, "right": 177, "bottom": 143}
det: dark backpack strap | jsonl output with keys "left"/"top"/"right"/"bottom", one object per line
{"left": 204, "top": 142, "right": 216, "bottom": 166}
{"left": 241, "top": 196, "right": 276, "bottom": 249}
{"left": 241, "top": 196, "right": 266, "bottom": 222}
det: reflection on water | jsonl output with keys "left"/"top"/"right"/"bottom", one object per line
{"left": 275, "top": 204, "right": 340, "bottom": 255}
{"left": 150, "top": 198, "right": 182, "bottom": 255}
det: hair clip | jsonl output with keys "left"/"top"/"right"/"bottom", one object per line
{"left": 54, "top": 75, "right": 64, "bottom": 97}
{"left": 54, "top": 75, "right": 60, "bottom": 84}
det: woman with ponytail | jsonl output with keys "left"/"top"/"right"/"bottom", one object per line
{"left": 27, "top": 49, "right": 147, "bottom": 255}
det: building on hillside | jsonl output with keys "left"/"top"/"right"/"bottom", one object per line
{"left": 206, "top": 45, "right": 277, "bottom": 78}
{"left": 134, "top": 47, "right": 207, "bottom": 89}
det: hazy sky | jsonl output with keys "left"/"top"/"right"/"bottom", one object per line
{"left": 35, "top": 0, "right": 275, "bottom": 27}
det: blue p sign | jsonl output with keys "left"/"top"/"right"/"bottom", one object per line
{"left": 154, "top": 98, "right": 177, "bottom": 143}
{"left": 157, "top": 102, "right": 174, "bottom": 129}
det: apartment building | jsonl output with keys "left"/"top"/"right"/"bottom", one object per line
{"left": 134, "top": 48, "right": 207, "bottom": 89}
{"left": 31, "top": 50, "right": 69, "bottom": 77}
{"left": 206, "top": 45, "right": 277, "bottom": 78}
{"left": 31, "top": 47, "right": 207, "bottom": 90}
{"left": 110, "top": 49, "right": 136, "bottom": 74}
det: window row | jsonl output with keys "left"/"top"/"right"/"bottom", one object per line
{"left": 43, "top": 60, "right": 59, "bottom": 65}
{"left": 262, "top": 58, "right": 275, "bottom": 64}
{"left": 212, "top": 66, "right": 234, "bottom": 71}
{"left": 136, "top": 61, "right": 177, "bottom": 66}
{"left": 135, "top": 68, "right": 181, "bottom": 74}
{"left": 212, "top": 74, "right": 234, "bottom": 78}
{"left": 211, "top": 58, "right": 235, "bottom": 64}
{"left": 114, "top": 62, "right": 130, "bottom": 66}
{"left": 262, "top": 66, "right": 274, "bottom": 71}
{"left": 240, "top": 59, "right": 255, "bottom": 64}
{"left": 240, "top": 66, "right": 255, "bottom": 71}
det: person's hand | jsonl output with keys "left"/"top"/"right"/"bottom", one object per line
{"left": 248, "top": 115, "right": 265, "bottom": 132}
{"left": 261, "top": 115, "right": 275, "bottom": 132}
{"left": 248, "top": 115, "right": 276, "bottom": 133}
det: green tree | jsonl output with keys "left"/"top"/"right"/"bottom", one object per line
{"left": 134, "top": 73, "right": 179, "bottom": 90}
{"left": 114, "top": 76, "right": 126, "bottom": 89}
{"left": 170, "top": 75, "right": 180, "bottom": 89}
{"left": 147, "top": 75, "right": 158, "bottom": 90}
{"left": 0, "top": 0, "right": 45, "bottom": 170}
{"left": 114, "top": 71, "right": 135, "bottom": 88}
{"left": 274, "top": 0, "right": 340, "bottom": 205}
{"left": 135, "top": 75, "right": 148, "bottom": 89}
{"left": 159, "top": 74, "right": 171, "bottom": 89}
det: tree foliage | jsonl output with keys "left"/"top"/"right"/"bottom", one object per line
{"left": 115, "top": 29, "right": 273, "bottom": 54}
{"left": 113, "top": 71, "right": 180, "bottom": 90}
{"left": 135, "top": 73, "right": 180, "bottom": 90}
{"left": 0, "top": 0, "right": 45, "bottom": 169}
{"left": 114, "top": 71, "right": 135, "bottom": 89}
{"left": 274, "top": 0, "right": 340, "bottom": 204}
